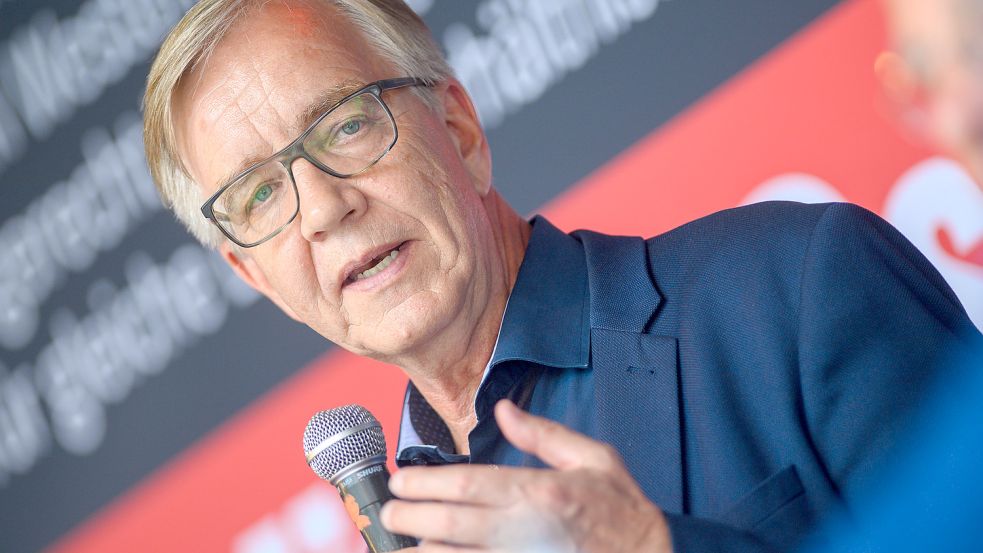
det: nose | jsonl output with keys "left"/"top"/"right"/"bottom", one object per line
{"left": 290, "top": 158, "right": 367, "bottom": 242}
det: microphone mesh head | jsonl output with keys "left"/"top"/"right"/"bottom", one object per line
{"left": 303, "top": 405, "right": 387, "bottom": 481}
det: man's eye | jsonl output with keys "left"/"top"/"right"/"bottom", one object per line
{"left": 247, "top": 183, "right": 274, "bottom": 210}
{"left": 341, "top": 119, "right": 362, "bottom": 135}
{"left": 327, "top": 117, "right": 367, "bottom": 146}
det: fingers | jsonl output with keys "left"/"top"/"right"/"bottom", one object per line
{"left": 390, "top": 464, "right": 525, "bottom": 505}
{"left": 494, "top": 399, "right": 622, "bottom": 471}
{"left": 382, "top": 498, "right": 570, "bottom": 552}
{"left": 382, "top": 404, "right": 654, "bottom": 553}
{"left": 381, "top": 500, "right": 498, "bottom": 546}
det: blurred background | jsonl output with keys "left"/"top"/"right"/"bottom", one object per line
{"left": 0, "top": 0, "right": 980, "bottom": 551}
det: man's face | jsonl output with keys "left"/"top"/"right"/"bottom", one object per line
{"left": 883, "top": 0, "right": 983, "bottom": 182}
{"left": 174, "top": 1, "right": 497, "bottom": 361}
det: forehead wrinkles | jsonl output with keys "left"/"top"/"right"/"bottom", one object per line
{"left": 242, "top": 53, "right": 293, "bottom": 130}
{"left": 194, "top": 30, "right": 377, "bottom": 139}
{"left": 176, "top": 0, "right": 397, "bottom": 185}
{"left": 191, "top": 50, "right": 293, "bottom": 132}
{"left": 179, "top": 73, "right": 281, "bottom": 182}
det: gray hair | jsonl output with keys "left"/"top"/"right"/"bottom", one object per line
{"left": 143, "top": 0, "right": 453, "bottom": 248}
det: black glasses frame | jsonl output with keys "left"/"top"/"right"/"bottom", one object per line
{"left": 200, "top": 77, "right": 431, "bottom": 248}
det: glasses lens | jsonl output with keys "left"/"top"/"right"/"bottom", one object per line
{"left": 213, "top": 161, "right": 298, "bottom": 245}
{"left": 303, "top": 91, "right": 396, "bottom": 176}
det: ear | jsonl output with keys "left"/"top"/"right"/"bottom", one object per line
{"left": 440, "top": 78, "right": 493, "bottom": 196}
{"left": 875, "top": 50, "right": 933, "bottom": 139}
{"left": 220, "top": 243, "right": 303, "bottom": 323}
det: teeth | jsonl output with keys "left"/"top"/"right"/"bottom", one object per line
{"left": 355, "top": 249, "right": 399, "bottom": 281}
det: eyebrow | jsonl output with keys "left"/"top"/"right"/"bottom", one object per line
{"left": 212, "top": 79, "right": 368, "bottom": 190}
{"left": 295, "top": 79, "right": 365, "bottom": 130}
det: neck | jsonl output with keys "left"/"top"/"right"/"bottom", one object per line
{"left": 397, "top": 191, "right": 530, "bottom": 454}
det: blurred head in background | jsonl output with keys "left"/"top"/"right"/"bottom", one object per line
{"left": 880, "top": 0, "right": 983, "bottom": 185}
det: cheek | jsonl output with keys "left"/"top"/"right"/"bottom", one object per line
{"left": 384, "top": 127, "right": 487, "bottom": 245}
{"left": 927, "top": 84, "right": 970, "bottom": 150}
{"left": 259, "top": 236, "right": 335, "bottom": 311}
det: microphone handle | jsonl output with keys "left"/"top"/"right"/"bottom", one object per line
{"left": 337, "top": 463, "right": 418, "bottom": 552}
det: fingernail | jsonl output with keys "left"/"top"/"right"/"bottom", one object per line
{"left": 498, "top": 399, "right": 525, "bottom": 422}
{"left": 379, "top": 502, "right": 393, "bottom": 526}
{"left": 389, "top": 470, "right": 404, "bottom": 494}
{"left": 496, "top": 398, "right": 517, "bottom": 414}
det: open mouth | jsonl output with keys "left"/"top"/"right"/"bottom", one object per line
{"left": 346, "top": 242, "right": 406, "bottom": 284}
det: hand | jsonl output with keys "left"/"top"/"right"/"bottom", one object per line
{"left": 380, "top": 399, "right": 672, "bottom": 553}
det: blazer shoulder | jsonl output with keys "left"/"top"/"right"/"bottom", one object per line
{"left": 644, "top": 201, "right": 901, "bottom": 266}
{"left": 643, "top": 201, "right": 850, "bottom": 275}
{"left": 639, "top": 202, "right": 913, "bottom": 328}
{"left": 646, "top": 201, "right": 852, "bottom": 250}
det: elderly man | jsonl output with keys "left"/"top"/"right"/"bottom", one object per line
{"left": 143, "top": 1, "right": 978, "bottom": 551}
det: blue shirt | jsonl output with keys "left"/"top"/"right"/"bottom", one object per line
{"left": 396, "top": 215, "right": 590, "bottom": 467}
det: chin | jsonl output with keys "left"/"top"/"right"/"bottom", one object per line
{"left": 335, "top": 285, "right": 469, "bottom": 359}
{"left": 345, "top": 314, "right": 442, "bottom": 360}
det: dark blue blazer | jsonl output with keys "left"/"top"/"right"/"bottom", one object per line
{"left": 803, "top": 337, "right": 983, "bottom": 553}
{"left": 474, "top": 202, "right": 978, "bottom": 553}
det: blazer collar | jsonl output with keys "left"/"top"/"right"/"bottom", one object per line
{"left": 491, "top": 217, "right": 664, "bottom": 370}
{"left": 575, "top": 227, "right": 663, "bottom": 334}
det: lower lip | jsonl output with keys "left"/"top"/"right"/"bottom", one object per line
{"left": 343, "top": 241, "right": 412, "bottom": 292}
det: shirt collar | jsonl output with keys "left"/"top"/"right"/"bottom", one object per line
{"left": 395, "top": 215, "right": 591, "bottom": 459}
{"left": 488, "top": 215, "right": 591, "bottom": 370}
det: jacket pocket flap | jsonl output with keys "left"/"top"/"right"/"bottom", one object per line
{"left": 720, "top": 465, "right": 805, "bottom": 529}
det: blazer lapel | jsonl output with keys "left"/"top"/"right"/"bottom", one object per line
{"left": 578, "top": 231, "right": 684, "bottom": 514}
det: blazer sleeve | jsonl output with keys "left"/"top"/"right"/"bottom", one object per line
{"left": 664, "top": 202, "right": 979, "bottom": 553}
{"left": 795, "top": 203, "right": 976, "bottom": 505}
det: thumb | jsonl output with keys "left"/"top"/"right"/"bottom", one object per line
{"left": 494, "top": 399, "right": 619, "bottom": 471}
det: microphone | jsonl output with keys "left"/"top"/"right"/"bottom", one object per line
{"left": 303, "top": 405, "right": 417, "bottom": 552}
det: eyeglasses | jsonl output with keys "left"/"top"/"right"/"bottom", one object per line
{"left": 200, "top": 77, "right": 431, "bottom": 248}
